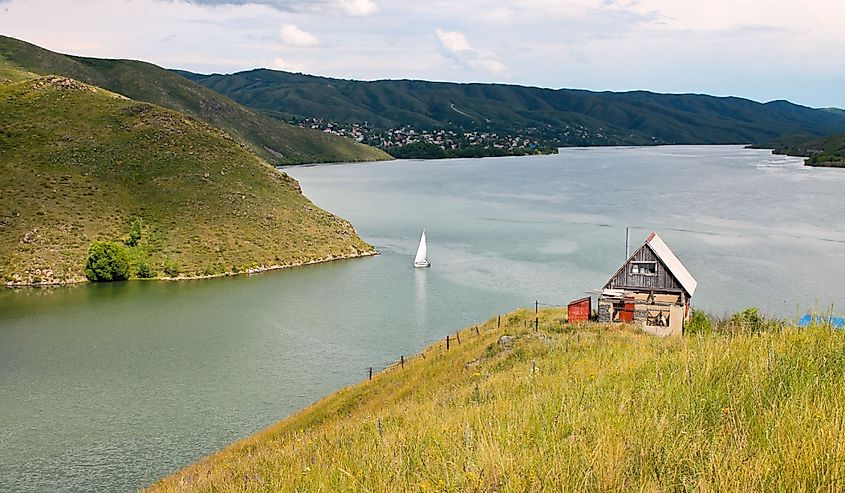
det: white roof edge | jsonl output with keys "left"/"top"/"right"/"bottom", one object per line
{"left": 647, "top": 233, "right": 697, "bottom": 296}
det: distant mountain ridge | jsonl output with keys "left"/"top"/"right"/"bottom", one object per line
{"left": 178, "top": 68, "right": 845, "bottom": 146}
{"left": 0, "top": 36, "right": 390, "bottom": 165}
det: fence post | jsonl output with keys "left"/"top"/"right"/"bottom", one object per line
{"left": 446, "top": 335, "right": 450, "bottom": 350}
{"left": 368, "top": 367, "right": 373, "bottom": 380}
{"left": 535, "top": 300, "right": 539, "bottom": 314}
{"left": 401, "top": 355, "right": 404, "bottom": 369}
{"left": 535, "top": 317, "right": 539, "bottom": 332}
{"left": 456, "top": 332, "right": 461, "bottom": 345}
{"left": 475, "top": 326, "right": 480, "bottom": 336}
{"left": 497, "top": 315, "right": 501, "bottom": 328}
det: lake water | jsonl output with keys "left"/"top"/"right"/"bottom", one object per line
{"left": 2, "top": 146, "right": 844, "bottom": 492}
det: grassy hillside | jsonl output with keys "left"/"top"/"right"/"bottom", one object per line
{"left": 148, "top": 308, "right": 845, "bottom": 492}
{"left": 180, "top": 68, "right": 845, "bottom": 146}
{"left": 0, "top": 68, "right": 375, "bottom": 285}
{"left": 751, "top": 133, "right": 845, "bottom": 167}
{"left": 0, "top": 36, "right": 390, "bottom": 165}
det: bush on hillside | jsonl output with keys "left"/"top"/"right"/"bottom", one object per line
{"left": 163, "top": 258, "right": 180, "bottom": 278}
{"left": 684, "top": 309, "right": 712, "bottom": 335}
{"left": 125, "top": 218, "right": 143, "bottom": 247}
{"left": 136, "top": 261, "right": 156, "bottom": 279}
{"left": 84, "top": 241, "right": 130, "bottom": 282}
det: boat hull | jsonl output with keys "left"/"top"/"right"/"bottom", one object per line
{"left": 413, "top": 261, "right": 431, "bottom": 268}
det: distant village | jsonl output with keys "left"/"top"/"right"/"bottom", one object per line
{"left": 289, "top": 118, "right": 562, "bottom": 158}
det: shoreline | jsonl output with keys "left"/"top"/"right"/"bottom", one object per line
{"left": 3, "top": 249, "right": 379, "bottom": 289}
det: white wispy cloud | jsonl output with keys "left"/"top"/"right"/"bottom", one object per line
{"left": 435, "top": 28, "right": 505, "bottom": 74}
{"left": 279, "top": 24, "right": 319, "bottom": 47}
{"left": 181, "top": 0, "right": 378, "bottom": 16}
{"left": 271, "top": 57, "right": 306, "bottom": 72}
{"left": 1, "top": 0, "right": 842, "bottom": 107}
{"left": 337, "top": 0, "right": 377, "bottom": 16}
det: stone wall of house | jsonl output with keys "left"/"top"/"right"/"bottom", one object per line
{"left": 598, "top": 301, "right": 612, "bottom": 323}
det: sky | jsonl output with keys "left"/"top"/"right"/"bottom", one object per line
{"left": 1, "top": 0, "right": 843, "bottom": 108}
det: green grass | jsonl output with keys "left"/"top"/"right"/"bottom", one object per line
{"left": 0, "top": 35, "right": 391, "bottom": 165}
{"left": 147, "top": 308, "right": 845, "bottom": 492}
{"left": 0, "top": 69, "right": 375, "bottom": 285}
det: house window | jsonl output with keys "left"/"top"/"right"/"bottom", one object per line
{"left": 631, "top": 261, "right": 657, "bottom": 276}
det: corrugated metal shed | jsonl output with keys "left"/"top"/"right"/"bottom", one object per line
{"left": 567, "top": 297, "right": 591, "bottom": 322}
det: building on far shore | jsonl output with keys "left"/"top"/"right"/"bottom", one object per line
{"left": 596, "top": 233, "right": 697, "bottom": 336}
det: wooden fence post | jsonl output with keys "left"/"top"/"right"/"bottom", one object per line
{"left": 368, "top": 367, "right": 373, "bottom": 380}
{"left": 401, "top": 355, "right": 404, "bottom": 368}
{"left": 456, "top": 332, "right": 461, "bottom": 345}
{"left": 498, "top": 315, "right": 501, "bottom": 328}
{"left": 446, "top": 335, "right": 450, "bottom": 350}
{"left": 475, "top": 326, "right": 480, "bottom": 336}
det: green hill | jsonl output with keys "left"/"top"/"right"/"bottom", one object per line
{"left": 751, "top": 133, "right": 845, "bottom": 167}
{"left": 0, "top": 36, "right": 390, "bottom": 165}
{"left": 178, "top": 68, "right": 845, "bottom": 146}
{"left": 0, "top": 68, "right": 375, "bottom": 286}
{"left": 147, "top": 308, "right": 845, "bottom": 492}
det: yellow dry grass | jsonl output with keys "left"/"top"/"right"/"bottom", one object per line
{"left": 148, "top": 308, "right": 845, "bottom": 492}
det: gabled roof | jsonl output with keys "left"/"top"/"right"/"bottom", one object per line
{"left": 645, "top": 233, "right": 697, "bottom": 296}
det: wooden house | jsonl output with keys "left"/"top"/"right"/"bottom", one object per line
{"left": 598, "top": 233, "right": 697, "bottom": 336}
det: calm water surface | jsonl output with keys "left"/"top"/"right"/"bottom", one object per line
{"left": 1, "top": 146, "right": 844, "bottom": 492}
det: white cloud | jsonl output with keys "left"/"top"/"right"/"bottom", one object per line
{"left": 271, "top": 57, "right": 306, "bottom": 72}
{"left": 435, "top": 28, "right": 506, "bottom": 74}
{"left": 436, "top": 29, "right": 472, "bottom": 53}
{"left": 279, "top": 24, "right": 319, "bottom": 47}
{"left": 338, "top": 0, "right": 377, "bottom": 16}
{"left": 181, "top": 0, "right": 378, "bottom": 16}
{"left": 1, "top": 0, "right": 843, "bottom": 107}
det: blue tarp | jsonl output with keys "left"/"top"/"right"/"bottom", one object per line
{"left": 798, "top": 315, "right": 845, "bottom": 329}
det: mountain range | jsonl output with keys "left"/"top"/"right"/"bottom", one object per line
{"left": 0, "top": 36, "right": 390, "bottom": 165}
{"left": 178, "top": 68, "right": 845, "bottom": 147}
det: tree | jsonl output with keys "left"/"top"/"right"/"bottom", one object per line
{"left": 163, "top": 258, "right": 180, "bottom": 278}
{"left": 136, "top": 261, "right": 156, "bottom": 279}
{"left": 125, "top": 218, "right": 142, "bottom": 247}
{"left": 84, "top": 241, "right": 130, "bottom": 282}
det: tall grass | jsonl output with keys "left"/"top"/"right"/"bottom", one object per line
{"left": 148, "top": 308, "right": 845, "bottom": 492}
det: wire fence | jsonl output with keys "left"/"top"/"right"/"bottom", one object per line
{"left": 363, "top": 300, "right": 566, "bottom": 381}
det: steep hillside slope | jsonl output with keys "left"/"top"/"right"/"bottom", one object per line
{"left": 181, "top": 68, "right": 845, "bottom": 145}
{"left": 0, "top": 69, "right": 375, "bottom": 285}
{"left": 752, "top": 133, "right": 845, "bottom": 167}
{"left": 148, "top": 308, "right": 845, "bottom": 491}
{"left": 0, "top": 36, "right": 390, "bottom": 165}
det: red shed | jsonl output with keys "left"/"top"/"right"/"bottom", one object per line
{"left": 567, "top": 296, "right": 591, "bottom": 322}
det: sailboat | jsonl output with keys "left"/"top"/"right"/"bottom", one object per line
{"left": 413, "top": 229, "right": 431, "bottom": 268}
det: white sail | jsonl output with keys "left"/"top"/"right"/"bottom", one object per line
{"left": 413, "top": 229, "right": 430, "bottom": 268}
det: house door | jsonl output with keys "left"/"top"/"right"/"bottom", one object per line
{"left": 619, "top": 302, "right": 635, "bottom": 323}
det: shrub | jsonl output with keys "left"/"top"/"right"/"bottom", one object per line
{"left": 136, "top": 261, "right": 156, "bottom": 279}
{"left": 684, "top": 309, "right": 712, "bottom": 335}
{"left": 163, "top": 258, "right": 180, "bottom": 277}
{"left": 125, "top": 218, "right": 142, "bottom": 247}
{"left": 84, "top": 241, "right": 130, "bottom": 282}
{"left": 730, "top": 307, "right": 764, "bottom": 332}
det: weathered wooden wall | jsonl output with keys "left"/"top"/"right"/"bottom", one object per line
{"left": 604, "top": 244, "right": 685, "bottom": 294}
